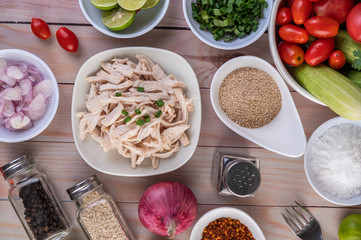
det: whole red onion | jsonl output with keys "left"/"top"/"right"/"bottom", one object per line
{"left": 138, "top": 182, "right": 198, "bottom": 239}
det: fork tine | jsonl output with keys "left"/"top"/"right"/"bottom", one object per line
{"left": 295, "top": 201, "right": 314, "bottom": 220}
{"left": 281, "top": 213, "right": 301, "bottom": 233}
{"left": 291, "top": 205, "right": 310, "bottom": 225}
{"left": 286, "top": 208, "right": 306, "bottom": 228}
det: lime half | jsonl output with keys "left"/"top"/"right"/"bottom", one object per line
{"left": 101, "top": 8, "right": 136, "bottom": 31}
{"left": 117, "top": 0, "right": 147, "bottom": 11}
{"left": 91, "top": 0, "right": 118, "bottom": 10}
{"left": 142, "top": 0, "right": 160, "bottom": 9}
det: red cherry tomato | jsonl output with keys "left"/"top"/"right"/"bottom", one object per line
{"left": 278, "top": 41, "right": 305, "bottom": 66}
{"left": 304, "top": 16, "right": 339, "bottom": 38}
{"left": 31, "top": 18, "right": 51, "bottom": 40}
{"left": 279, "top": 24, "right": 309, "bottom": 44}
{"left": 309, "top": 0, "right": 322, "bottom": 2}
{"left": 292, "top": 0, "right": 313, "bottom": 25}
{"left": 280, "top": 0, "right": 287, "bottom": 7}
{"left": 346, "top": 3, "right": 361, "bottom": 43}
{"left": 287, "top": 0, "right": 296, "bottom": 7}
{"left": 328, "top": 50, "right": 346, "bottom": 70}
{"left": 313, "top": 0, "right": 355, "bottom": 24}
{"left": 277, "top": 7, "right": 293, "bottom": 26}
{"left": 56, "top": 27, "right": 79, "bottom": 52}
{"left": 305, "top": 38, "right": 335, "bottom": 66}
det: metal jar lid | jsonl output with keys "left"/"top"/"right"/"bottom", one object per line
{"left": 223, "top": 159, "right": 261, "bottom": 197}
{"left": 0, "top": 155, "right": 35, "bottom": 180}
{"left": 67, "top": 175, "right": 102, "bottom": 201}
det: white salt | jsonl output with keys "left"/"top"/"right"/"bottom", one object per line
{"left": 311, "top": 124, "right": 361, "bottom": 199}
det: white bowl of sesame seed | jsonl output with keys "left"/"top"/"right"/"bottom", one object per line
{"left": 210, "top": 56, "right": 306, "bottom": 157}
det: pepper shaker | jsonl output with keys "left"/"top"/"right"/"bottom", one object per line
{"left": 0, "top": 155, "right": 71, "bottom": 240}
{"left": 67, "top": 175, "right": 135, "bottom": 240}
{"left": 214, "top": 152, "right": 261, "bottom": 197}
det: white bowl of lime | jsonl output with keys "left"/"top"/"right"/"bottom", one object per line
{"left": 79, "top": 0, "right": 170, "bottom": 38}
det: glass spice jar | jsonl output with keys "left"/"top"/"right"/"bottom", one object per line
{"left": 0, "top": 155, "right": 71, "bottom": 240}
{"left": 66, "top": 175, "right": 135, "bottom": 240}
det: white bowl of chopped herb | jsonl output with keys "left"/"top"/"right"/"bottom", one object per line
{"left": 183, "top": 0, "right": 273, "bottom": 50}
{"left": 210, "top": 56, "right": 306, "bottom": 157}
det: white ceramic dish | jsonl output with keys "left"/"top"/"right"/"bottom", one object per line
{"left": 304, "top": 117, "right": 361, "bottom": 206}
{"left": 79, "top": 0, "right": 170, "bottom": 38}
{"left": 268, "top": 0, "right": 324, "bottom": 105}
{"left": 183, "top": 0, "right": 273, "bottom": 50}
{"left": 210, "top": 56, "right": 306, "bottom": 157}
{"left": 190, "top": 207, "right": 266, "bottom": 240}
{"left": 71, "top": 47, "right": 201, "bottom": 177}
{"left": 0, "top": 49, "right": 59, "bottom": 143}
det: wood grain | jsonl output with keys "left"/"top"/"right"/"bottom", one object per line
{"left": 0, "top": 0, "right": 187, "bottom": 28}
{"left": 1, "top": 200, "right": 360, "bottom": 240}
{"left": 0, "top": 23, "right": 273, "bottom": 88}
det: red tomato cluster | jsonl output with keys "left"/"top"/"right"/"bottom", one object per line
{"left": 276, "top": 0, "right": 359, "bottom": 70}
{"left": 31, "top": 18, "right": 79, "bottom": 53}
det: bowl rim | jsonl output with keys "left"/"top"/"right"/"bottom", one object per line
{"left": 78, "top": 0, "right": 170, "bottom": 38}
{"left": 304, "top": 116, "right": 361, "bottom": 206}
{"left": 71, "top": 46, "right": 202, "bottom": 177}
{"left": 182, "top": 0, "right": 273, "bottom": 50}
{"left": 268, "top": 0, "right": 324, "bottom": 106}
{"left": 190, "top": 207, "right": 266, "bottom": 240}
{"left": 0, "top": 49, "right": 59, "bottom": 143}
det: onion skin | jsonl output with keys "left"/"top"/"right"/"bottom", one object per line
{"left": 138, "top": 182, "right": 198, "bottom": 239}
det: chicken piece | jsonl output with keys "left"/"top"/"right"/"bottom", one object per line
{"left": 99, "top": 80, "right": 133, "bottom": 92}
{"left": 87, "top": 70, "right": 123, "bottom": 84}
{"left": 154, "top": 142, "right": 180, "bottom": 158}
{"left": 102, "top": 62, "right": 134, "bottom": 78}
{"left": 87, "top": 113, "right": 101, "bottom": 132}
{"left": 100, "top": 103, "right": 123, "bottom": 127}
{"left": 136, "top": 54, "right": 155, "bottom": 70}
{"left": 179, "top": 133, "right": 190, "bottom": 147}
{"left": 162, "top": 124, "right": 190, "bottom": 146}
{"left": 133, "top": 80, "right": 173, "bottom": 94}
{"left": 79, "top": 114, "right": 89, "bottom": 140}
{"left": 152, "top": 65, "right": 185, "bottom": 88}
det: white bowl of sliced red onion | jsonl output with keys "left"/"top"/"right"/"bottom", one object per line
{"left": 0, "top": 49, "right": 59, "bottom": 143}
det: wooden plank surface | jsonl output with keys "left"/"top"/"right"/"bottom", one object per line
{"left": 0, "top": 0, "right": 360, "bottom": 239}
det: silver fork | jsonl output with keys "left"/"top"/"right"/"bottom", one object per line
{"left": 281, "top": 201, "right": 323, "bottom": 240}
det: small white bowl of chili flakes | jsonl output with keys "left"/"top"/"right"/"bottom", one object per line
{"left": 210, "top": 55, "right": 306, "bottom": 158}
{"left": 190, "top": 207, "right": 265, "bottom": 240}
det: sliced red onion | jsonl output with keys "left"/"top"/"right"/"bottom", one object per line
{"left": 2, "top": 100, "right": 15, "bottom": 118}
{"left": 0, "top": 73, "right": 16, "bottom": 86}
{"left": 34, "top": 80, "right": 52, "bottom": 99}
{"left": 0, "top": 59, "right": 7, "bottom": 75}
{"left": 0, "top": 60, "right": 51, "bottom": 131}
{"left": 24, "top": 94, "right": 46, "bottom": 121}
{"left": 27, "top": 66, "right": 44, "bottom": 82}
{"left": 9, "top": 114, "right": 32, "bottom": 130}
{"left": 0, "top": 88, "right": 22, "bottom": 101}
{"left": 6, "top": 66, "right": 26, "bottom": 80}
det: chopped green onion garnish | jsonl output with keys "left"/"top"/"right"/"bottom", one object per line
{"left": 137, "top": 87, "right": 144, "bottom": 92}
{"left": 122, "top": 110, "right": 128, "bottom": 116}
{"left": 136, "top": 119, "right": 145, "bottom": 126}
{"left": 155, "top": 110, "right": 162, "bottom": 118}
{"left": 144, "top": 115, "right": 150, "bottom": 119}
{"left": 135, "top": 109, "right": 141, "bottom": 115}
{"left": 124, "top": 116, "right": 131, "bottom": 123}
{"left": 145, "top": 118, "right": 151, "bottom": 122}
{"left": 155, "top": 99, "right": 164, "bottom": 107}
{"left": 115, "top": 93, "right": 122, "bottom": 97}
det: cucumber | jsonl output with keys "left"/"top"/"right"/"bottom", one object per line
{"left": 291, "top": 63, "right": 361, "bottom": 120}
{"left": 341, "top": 66, "right": 361, "bottom": 88}
{"left": 335, "top": 30, "right": 361, "bottom": 70}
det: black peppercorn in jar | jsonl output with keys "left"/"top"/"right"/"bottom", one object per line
{"left": 0, "top": 155, "right": 71, "bottom": 240}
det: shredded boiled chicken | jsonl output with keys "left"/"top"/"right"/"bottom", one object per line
{"left": 78, "top": 54, "right": 193, "bottom": 169}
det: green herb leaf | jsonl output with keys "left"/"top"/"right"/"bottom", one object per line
{"left": 122, "top": 110, "right": 128, "bottom": 116}
{"left": 155, "top": 99, "right": 164, "bottom": 107}
{"left": 352, "top": 49, "right": 361, "bottom": 71}
{"left": 155, "top": 110, "right": 162, "bottom": 118}
{"left": 136, "top": 119, "right": 145, "bottom": 126}
{"left": 124, "top": 116, "right": 131, "bottom": 123}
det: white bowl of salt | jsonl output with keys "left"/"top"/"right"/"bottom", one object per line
{"left": 305, "top": 117, "right": 361, "bottom": 206}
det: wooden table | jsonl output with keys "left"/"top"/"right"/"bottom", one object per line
{"left": 1, "top": 1, "right": 360, "bottom": 239}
